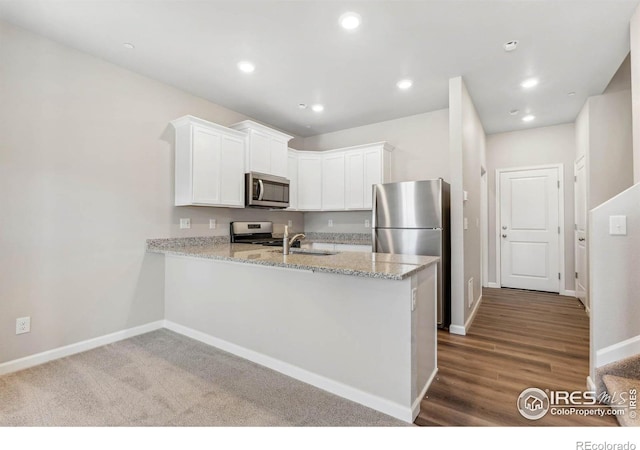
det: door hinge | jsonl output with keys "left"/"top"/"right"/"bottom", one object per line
{"left": 558, "top": 273, "right": 561, "bottom": 280}
{"left": 574, "top": 224, "right": 577, "bottom": 230}
{"left": 575, "top": 272, "right": 578, "bottom": 279}
{"left": 574, "top": 176, "right": 577, "bottom": 182}
{"left": 557, "top": 180, "right": 560, "bottom": 188}
{"left": 558, "top": 226, "right": 561, "bottom": 234}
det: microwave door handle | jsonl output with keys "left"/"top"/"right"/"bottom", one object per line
{"left": 257, "top": 179, "right": 265, "bottom": 201}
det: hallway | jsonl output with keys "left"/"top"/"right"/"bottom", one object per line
{"left": 415, "top": 288, "right": 617, "bottom": 426}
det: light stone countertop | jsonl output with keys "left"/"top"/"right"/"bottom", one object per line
{"left": 147, "top": 238, "right": 438, "bottom": 281}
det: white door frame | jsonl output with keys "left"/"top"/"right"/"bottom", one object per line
{"left": 495, "top": 164, "right": 566, "bottom": 294}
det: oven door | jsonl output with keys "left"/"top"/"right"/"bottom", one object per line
{"left": 246, "top": 172, "right": 290, "bottom": 208}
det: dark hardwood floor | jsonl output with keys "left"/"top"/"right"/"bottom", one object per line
{"left": 415, "top": 288, "right": 618, "bottom": 426}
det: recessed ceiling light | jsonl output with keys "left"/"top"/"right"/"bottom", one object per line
{"left": 298, "top": 103, "right": 308, "bottom": 109}
{"left": 311, "top": 104, "right": 324, "bottom": 112}
{"left": 568, "top": 91, "right": 576, "bottom": 96}
{"left": 521, "top": 78, "right": 539, "bottom": 89}
{"left": 397, "top": 79, "right": 413, "bottom": 90}
{"left": 503, "top": 40, "right": 519, "bottom": 52}
{"left": 237, "top": 61, "right": 255, "bottom": 73}
{"left": 522, "top": 114, "right": 535, "bottom": 122}
{"left": 509, "top": 109, "right": 520, "bottom": 116}
{"left": 123, "top": 42, "right": 135, "bottom": 49}
{"left": 339, "top": 12, "right": 361, "bottom": 30}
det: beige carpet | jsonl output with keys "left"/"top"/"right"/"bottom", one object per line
{"left": 0, "top": 329, "right": 408, "bottom": 427}
{"left": 602, "top": 375, "right": 640, "bottom": 427}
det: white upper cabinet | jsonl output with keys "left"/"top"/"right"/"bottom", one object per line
{"left": 321, "top": 152, "right": 346, "bottom": 210}
{"left": 171, "top": 115, "right": 246, "bottom": 208}
{"left": 289, "top": 142, "right": 392, "bottom": 212}
{"left": 230, "top": 120, "right": 293, "bottom": 178}
{"left": 297, "top": 152, "right": 323, "bottom": 210}
{"left": 287, "top": 149, "right": 299, "bottom": 210}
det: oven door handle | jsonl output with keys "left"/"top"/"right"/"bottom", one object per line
{"left": 257, "top": 179, "right": 265, "bottom": 201}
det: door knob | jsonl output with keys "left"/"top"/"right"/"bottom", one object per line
{"left": 502, "top": 234, "right": 507, "bottom": 238}
{"left": 578, "top": 237, "right": 585, "bottom": 242}
{"left": 502, "top": 226, "right": 507, "bottom": 230}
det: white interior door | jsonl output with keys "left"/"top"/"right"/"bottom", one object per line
{"left": 574, "top": 157, "right": 588, "bottom": 306}
{"left": 500, "top": 167, "right": 561, "bottom": 292}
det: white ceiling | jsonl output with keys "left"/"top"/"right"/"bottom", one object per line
{"left": 0, "top": 0, "right": 638, "bottom": 138}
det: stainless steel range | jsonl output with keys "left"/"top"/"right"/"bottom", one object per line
{"left": 230, "top": 221, "right": 300, "bottom": 248}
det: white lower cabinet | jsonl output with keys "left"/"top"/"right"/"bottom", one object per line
{"left": 171, "top": 115, "right": 246, "bottom": 207}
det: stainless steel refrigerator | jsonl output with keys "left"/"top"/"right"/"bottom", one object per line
{"left": 372, "top": 179, "right": 451, "bottom": 328}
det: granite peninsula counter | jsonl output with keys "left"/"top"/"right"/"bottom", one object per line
{"left": 147, "top": 236, "right": 439, "bottom": 423}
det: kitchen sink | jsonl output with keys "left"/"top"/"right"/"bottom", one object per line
{"left": 272, "top": 249, "right": 338, "bottom": 256}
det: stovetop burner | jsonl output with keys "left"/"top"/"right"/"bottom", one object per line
{"left": 230, "top": 221, "right": 300, "bottom": 248}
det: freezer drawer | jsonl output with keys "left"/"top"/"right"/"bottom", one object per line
{"left": 373, "top": 228, "right": 450, "bottom": 328}
{"left": 374, "top": 228, "right": 442, "bottom": 256}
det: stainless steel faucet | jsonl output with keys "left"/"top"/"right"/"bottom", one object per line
{"left": 283, "top": 226, "right": 305, "bottom": 255}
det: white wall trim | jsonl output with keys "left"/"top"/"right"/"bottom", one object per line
{"left": 561, "top": 289, "right": 576, "bottom": 297}
{"left": 595, "top": 334, "right": 640, "bottom": 368}
{"left": 495, "top": 164, "right": 566, "bottom": 292}
{"left": 411, "top": 367, "right": 438, "bottom": 419}
{"left": 586, "top": 376, "right": 596, "bottom": 392}
{"left": 481, "top": 168, "right": 489, "bottom": 287}
{"left": 164, "top": 320, "right": 418, "bottom": 423}
{"left": 486, "top": 282, "right": 501, "bottom": 289}
{"left": 448, "top": 294, "right": 483, "bottom": 336}
{"left": 0, "top": 321, "right": 165, "bottom": 376}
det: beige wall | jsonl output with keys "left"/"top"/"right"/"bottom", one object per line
{"left": 603, "top": 53, "right": 631, "bottom": 95}
{"left": 449, "top": 77, "right": 485, "bottom": 333}
{"left": 588, "top": 90, "right": 634, "bottom": 209}
{"left": 301, "top": 109, "right": 449, "bottom": 233}
{"left": 486, "top": 124, "right": 576, "bottom": 291}
{"left": 631, "top": 5, "right": 640, "bottom": 183}
{"left": 0, "top": 21, "right": 303, "bottom": 364}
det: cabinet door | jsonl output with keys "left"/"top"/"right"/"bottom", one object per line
{"left": 219, "top": 134, "right": 245, "bottom": 207}
{"left": 270, "top": 138, "right": 289, "bottom": 178}
{"left": 287, "top": 151, "right": 298, "bottom": 210}
{"left": 248, "top": 130, "right": 271, "bottom": 174}
{"left": 322, "top": 153, "right": 346, "bottom": 210}
{"left": 297, "top": 154, "right": 322, "bottom": 210}
{"left": 192, "top": 125, "right": 222, "bottom": 205}
{"left": 363, "top": 147, "right": 383, "bottom": 209}
{"left": 345, "top": 150, "right": 364, "bottom": 209}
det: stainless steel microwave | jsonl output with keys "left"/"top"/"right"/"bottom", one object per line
{"left": 245, "top": 172, "right": 290, "bottom": 208}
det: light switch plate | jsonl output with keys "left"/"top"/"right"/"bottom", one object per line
{"left": 609, "top": 215, "right": 627, "bottom": 236}
{"left": 328, "top": 219, "right": 333, "bottom": 227}
{"left": 364, "top": 219, "right": 370, "bottom": 228}
{"left": 464, "top": 217, "right": 468, "bottom": 230}
{"left": 180, "top": 218, "right": 191, "bottom": 229}
{"left": 209, "top": 219, "right": 216, "bottom": 229}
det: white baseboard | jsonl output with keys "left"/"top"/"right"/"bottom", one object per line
{"left": 561, "top": 289, "right": 576, "bottom": 297}
{"left": 448, "top": 294, "right": 483, "bottom": 336}
{"left": 411, "top": 368, "right": 438, "bottom": 420}
{"left": 586, "top": 376, "right": 596, "bottom": 392}
{"left": 486, "top": 282, "right": 500, "bottom": 289}
{"left": 0, "top": 320, "right": 165, "bottom": 376}
{"left": 163, "top": 320, "right": 415, "bottom": 423}
{"left": 595, "top": 334, "right": 640, "bottom": 368}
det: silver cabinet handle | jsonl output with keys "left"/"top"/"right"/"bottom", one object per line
{"left": 502, "top": 234, "right": 507, "bottom": 238}
{"left": 257, "top": 179, "right": 264, "bottom": 201}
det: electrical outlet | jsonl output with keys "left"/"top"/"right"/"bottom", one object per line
{"left": 411, "top": 288, "right": 417, "bottom": 311}
{"left": 209, "top": 219, "right": 216, "bottom": 229}
{"left": 180, "top": 218, "right": 191, "bottom": 229}
{"left": 328, "top": 219, "right": 333, "bottom": 228}
{"left": 16, "top": 316, "right": 30, "bottom": 335}
{"left": 364, "top": 219, "right": 370, "bottom": 228}
{"left": 288, "top": 220, "right": 293, "bottom": 228}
